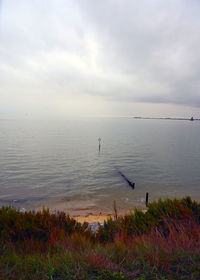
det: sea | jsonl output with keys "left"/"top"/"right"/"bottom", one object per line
{"left": 0, "top": 118, "right": 200, "bottom": 214}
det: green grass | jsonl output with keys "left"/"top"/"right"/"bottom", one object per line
{"left": 0, "top": 196, "right": 200, "bottom": 279}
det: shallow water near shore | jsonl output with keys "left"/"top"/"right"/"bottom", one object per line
{"left": 0, "top": 118, "right": 200, "bottom": 215}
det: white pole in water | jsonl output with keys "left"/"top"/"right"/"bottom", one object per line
{"left": 98, "top": 137, "right": 101, "bottom": 152}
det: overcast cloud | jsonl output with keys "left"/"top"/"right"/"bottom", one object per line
{"left": 0, "top": 0, "right": 200, "bottom": 118}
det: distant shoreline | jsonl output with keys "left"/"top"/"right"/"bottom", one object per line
{"left": 132, "top": 116, "right": 200, "bottom": 121}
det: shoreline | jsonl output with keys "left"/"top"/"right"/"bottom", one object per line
{"left": 0, "top": 202, "right": 147, "bottom": 223}
{"left": 1, "top": 200, "right": 147, "bottom": 224}
{"left": 31, "top": 203, "right": 141, "bottom": 223}
{"left": 33, "top": 205, "right": 146, "bottom": 223}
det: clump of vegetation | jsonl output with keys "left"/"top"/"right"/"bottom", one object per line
{"left": 0, "top": 196, "right": 200, "bottom": 279}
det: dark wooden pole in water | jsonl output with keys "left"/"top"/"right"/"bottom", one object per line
{"left": 145, "top": 192, "right": 149, "bottom": 206}
{"left": 98, "top": 137, "right": 101, "bottom": 152}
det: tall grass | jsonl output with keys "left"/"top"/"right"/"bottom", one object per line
{"left": 0, "top": 197, "right": 200, "bottom": 279}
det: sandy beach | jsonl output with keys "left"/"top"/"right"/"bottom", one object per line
{"left": 33, "top": 202, "right": 139, "bottom": 223}
{"left": 33, "top": 202, "right": 147, "bottom": 224}
{"left": 32, "top": 196, "right": 141, "bottom": 223}
{"left": 73, "top": 214, "right": 114, "bottom": 223}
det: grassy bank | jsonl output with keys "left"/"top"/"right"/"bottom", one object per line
{"left": 0, "top": 196, "right": 200, "bottom": 279}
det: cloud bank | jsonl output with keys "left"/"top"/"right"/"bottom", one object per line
{"left": 0, "top": 0, "right": 200, "bottom": 118}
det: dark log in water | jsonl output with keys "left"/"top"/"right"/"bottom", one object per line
{"left": 116, "top": 169, "right": 135, "bottom": 189}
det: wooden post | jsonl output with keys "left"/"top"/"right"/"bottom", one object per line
{"left": 98, "top": 137, "right": 101, "bottom": 152}
{"left": 145, "top": 192, "right": 149, "bottom": 206}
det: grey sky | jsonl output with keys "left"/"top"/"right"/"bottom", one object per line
{"left": 0, "top": 0, "right": 200, "bottom": 118}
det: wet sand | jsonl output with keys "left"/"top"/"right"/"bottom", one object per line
{"left": 33, "top": 197, "right": 138, "bottom": 221}
{"left": 33, "top": 202, "right": 138, "bottom": 223}
{"left": 33, "top": 203, "right": 146, "bottom": 224}
{"left": 32, "top": 196, "right": 147, "bottom": 224}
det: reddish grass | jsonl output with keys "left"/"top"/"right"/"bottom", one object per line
{"left": 1, "top": 197, "right": 200, "bottom": 279}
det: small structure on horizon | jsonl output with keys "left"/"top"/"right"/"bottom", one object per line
{"left": 190, "top": 117, "right": 194, "bottom": 121}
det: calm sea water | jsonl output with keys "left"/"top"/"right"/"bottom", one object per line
{"left": 0, "top": 118, "right": 200, "bottom": 214}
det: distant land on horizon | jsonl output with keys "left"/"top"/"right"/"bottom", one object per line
{"left": 132, "top": 116, "right": 200, "bottom": 121}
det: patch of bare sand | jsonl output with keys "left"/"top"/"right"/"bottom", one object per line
{"left": 74, "top": 214, "right": 114, "bottom": 223}
{"left": 73, "top": 209, "right": 147, "bottom": 224}
{"left": 32, "top": 200, "right": 147, "bottom": 224}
